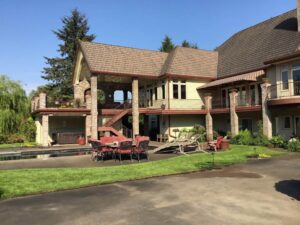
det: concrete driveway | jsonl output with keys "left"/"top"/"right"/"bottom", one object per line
{"left": 0, "top": 154, "right": 300, "bottom": 225}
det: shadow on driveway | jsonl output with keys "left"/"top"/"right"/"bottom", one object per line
{"left": 275, "top": 180, "right": 300, "bottom": 201}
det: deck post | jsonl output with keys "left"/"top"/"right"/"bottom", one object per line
{"left": 42, "top": 115, "right": 49, "bottom": 147}
{"left": 204, "top": 93, "right": 213, "bottom": 141}
{"left": 132, "top": 77, "right": 139, "bottom": 138}
{"left": 229, "top": 89, "right": 239, "bottom": 137}
{"left": 39, "top": 92, "right": 46, "bottom": 109}
{"left": 91, "top": 75, "right": 98, "bottom": 139}
{"left": 261, "top": 81, "right": 272, "bottom": 139}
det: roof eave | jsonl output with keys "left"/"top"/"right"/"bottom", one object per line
{"left": 264, "top": 51, "right": 300, "bottom": 65}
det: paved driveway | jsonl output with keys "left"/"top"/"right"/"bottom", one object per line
{"left": 0, "top": 154, "right": 300, "bottom": 225}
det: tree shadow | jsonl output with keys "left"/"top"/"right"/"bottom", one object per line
{"left": 274, "top": 180, "right": 300, "bottom": 201}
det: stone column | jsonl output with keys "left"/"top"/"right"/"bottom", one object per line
{"left": 34, "top": 96, "right": 39, "bottom": 109}
{"left": 204, "top": 94, "right": 213, "bottom": 141}
{"left": 85, "top": 94, "right": 91, "bottom": 110}
{"left": 85, "top": 115, "right": 92, "bottom": 142}
{"left": 132, "top": 78, "right": 139, "bottom": 137}
{"left": 90, "top": 75, "right": 98, "bottom": 139}
{"left": 42, "top": 115, "right": 49, "bottom": 147}
{"left": 39, "top": 92, "right": 46, "bottom": 109}
{"left": 261, "top": 82, "right": 272, "bottom": 139}
{"left": 229, "top": 89, "right": 239, "bottom": 137}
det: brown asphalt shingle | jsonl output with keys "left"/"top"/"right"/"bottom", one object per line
{"left": 80, "top": 41, "right": 168, "bottom": 77}
{"left": 217, "top": 9, "right": 300, "bottom": 78}
{"left": 79, "top": 41, "right": 218, "bottom": 78}
{"left": 164, "top": 47, "right": 218, "bottom": 78}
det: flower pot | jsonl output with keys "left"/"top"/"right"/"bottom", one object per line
{"left": 221, "top": 139, "right": 230, "bottom": 150}
{"left": 77, "top": 136, "right": 86, "bottom": 145}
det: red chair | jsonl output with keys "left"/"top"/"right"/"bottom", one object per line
{"left": 208, "top": 136, "right": 223, "bottom": 152}
{"left": 133, "top": 136, "right": 150, "bottom": 162}
{"left": 115, "top": 140, "right": 133, "bottom": 162}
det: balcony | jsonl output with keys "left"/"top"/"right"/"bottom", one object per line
{"left": 268, "top": 81, "right": 300, "bottom": 106}
{"left": 210, "top": 94, "right": 261, "bottom": 114}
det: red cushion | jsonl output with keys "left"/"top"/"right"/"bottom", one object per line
{"left": 116, "top": 149, "right": 132, "bottom": 154}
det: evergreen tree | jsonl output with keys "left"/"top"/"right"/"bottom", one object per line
{"left": 42, "top": 9, "right": 95, "bottom": 99}
{"left": 159, "top": 35, "right": 175, "bottom": 53}
{"left": 181, "top": 40, "right": 198, "bottom": 49}
{"left": 181, "top": 40, "right": 190, "bottom": 47}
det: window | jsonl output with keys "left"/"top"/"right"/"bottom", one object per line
{"left": 150, "top": 89, "right": 153, "bottom": 106}
{"left": 173, "top": 80, "right": 179, "bottom": 99}
{"left": 284, "top": 117, "right": 291, "bottom": 129}
{"left": 181, "top": 81, "right": 186, "bottom": 99}
{"left": 154, "top": 83, "right": 158, "bottom": 100}
{"left": 293, "top": 68, "right": 300, "bottom": 95}
{"left": 240, "top": 119, "right": 252, "bottom": 132}
{"left": 162, "top": 82, "right": 165, "bottom": 99}
{"left": 281, "top": 71, "right": 289, "bottom": 90}
{"left": 250, "top": 85, "right": 255, "bottom": 105}
{"left": 221, "top": 89, "right": 226, "bottom": 107}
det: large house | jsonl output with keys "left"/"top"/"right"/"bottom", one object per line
{"left": 32, "top": 2, "right": 300, "bottom": 146}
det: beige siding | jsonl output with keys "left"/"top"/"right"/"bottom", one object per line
{"left": 167, "top": 115, "right": 205, "bottom": 140}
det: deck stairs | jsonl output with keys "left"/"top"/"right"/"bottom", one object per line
{"left": 103, "top": 109, "right": 129, "bottom": 127}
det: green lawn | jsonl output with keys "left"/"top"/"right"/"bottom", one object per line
{"left": 0, "top": 142, "right": 36, "bottom": 149}
{"left": 0, "top": 145, "right": 286, "bottom": 199}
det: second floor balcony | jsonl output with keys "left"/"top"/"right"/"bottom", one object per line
{"left": 269, "top": 81, "right": 300, "bottom": 99}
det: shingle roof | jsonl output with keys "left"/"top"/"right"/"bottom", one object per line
{"left": 79, "top": 41, "right": 168, "bottom": 77}
{"left": 164, "top": 47, "right": 218, "bottom": 78}
{"left": 79, "top": 41, "right": 218, "bottom": 79}
{"left": 217, "top": 9, "right": 300, "bottom": 78}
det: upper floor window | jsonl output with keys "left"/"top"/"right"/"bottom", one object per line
{"left": 162, "top": 81, "right": 165, "bottom": 99}
{"left": 181, "top": 81, "right": 186, "bottom": 99}
{"left": 154, "top": 83, "right": 158, "bottom": 100}
{"left": 173, "top": 80, "right": 179, "bottom": 99}
{"left": 281, "top": 70, "right": 289, "bottom": 90}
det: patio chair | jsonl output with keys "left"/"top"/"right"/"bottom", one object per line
{"left": 208, "top": 136, "right": 223, "bottom": 152}
{"left": 133, "top": 136, "right": 150, "bottom": 162}
{"left": 89, "top": 139, "right": 103, "bottom": 161}
{"left": 115, "top": 140, "right": 133, "bottom": 162}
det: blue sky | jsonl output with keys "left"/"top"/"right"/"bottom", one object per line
{"left": 0, "top": 0, "right": 296, "bottom": 93}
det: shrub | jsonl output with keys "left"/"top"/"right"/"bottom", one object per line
{"left": 6, "top": 134, "right": 24, "bottom": 144}
{"left": 287, "top": 139, "right": 300, "bottom": 152}
{"left": 231, "top": 129, "right": 253, "bottom": 145}
{"left": 20, "top": 117, "right": 36, "bottom": 142}
{"left": 252, "top": 120, "right": 270, "bottom": 146}
{"left": 270, "top": 135, "right": 286, "bottom": 148}
{"left": 213, "top": 131, "right": 219, "bottom": 140}
{"left": 252, "top": 136, "right": 270, "bottom": 146}
{"left": 0, "top": 134, "right": 8, "bottom": 144}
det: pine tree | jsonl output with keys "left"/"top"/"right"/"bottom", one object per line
{"left": 159, "top": 35, "right": 175, "bottom": 53}
{"left": 181, "top": 40, "right": 190, "bottom": 47}
{"left": 42, "top": 9, "right": 95, "bottom": 99}
{"left": 181, "top": 40, "right": 198, "bottom": 49}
